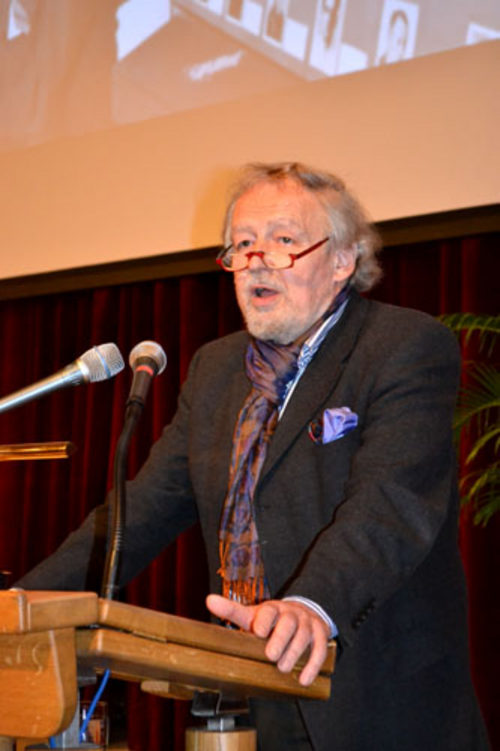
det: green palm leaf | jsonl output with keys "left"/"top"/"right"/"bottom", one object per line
{"left": 454, "top": 364, "right": 500, "bottom": 433}
{"left": 460, "top": 465, "right": 500, "bottom": 526}
{"left": 439, "top": 313, "right": 500, "bottom": 355}
{"left": 440, "top": 314, "right": 500, "bottom": 526}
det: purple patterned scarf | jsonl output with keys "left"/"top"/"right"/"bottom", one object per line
{"left": 218, "top": 286, "right": 350, "bottom": 605}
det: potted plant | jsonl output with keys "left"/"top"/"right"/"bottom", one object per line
{"left": 439, "top": 313, "right": 500, "bottom": 526}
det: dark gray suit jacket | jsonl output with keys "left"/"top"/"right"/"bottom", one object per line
{"left": 19, "top": 292, "right": 489, "bottom": 750}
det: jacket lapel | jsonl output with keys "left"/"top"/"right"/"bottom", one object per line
{"left": 260, "top": 293, "right": 370, "bottom": 480}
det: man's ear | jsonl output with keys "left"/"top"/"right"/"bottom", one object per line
{"left": 332, "top": 248, "right": 357, "bottom": 282}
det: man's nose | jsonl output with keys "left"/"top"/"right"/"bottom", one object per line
{"left": 247, "top": 251, "right": 267, "bottom": 270}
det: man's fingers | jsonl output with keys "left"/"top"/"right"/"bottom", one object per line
{"left": 265, "top": 606, "right": 329, "bottom": 685}
{"left": 264, "top": 608, "right": 299, "bottom": 663}
{"left": 206, "top": 593, "right": 255, "bottom": 631}
{"left": 206, "top": 596, "right": 330, "bottom": 685}
{"left": 251, "top": 601, "right": 280, "bottom": 638}
{"left": 297, "top": 621, "right": 329, "bottom": 686}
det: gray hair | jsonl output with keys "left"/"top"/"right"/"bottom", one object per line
{"left": 222, "top": 161, "right": 382, "bottom": 292}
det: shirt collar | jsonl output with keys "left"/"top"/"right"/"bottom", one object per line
{"left": 298, "top": 295, "right": 350, "bottom": 368}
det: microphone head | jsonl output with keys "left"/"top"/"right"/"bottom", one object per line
{"left": 129, "top": 341, "right": 167, "bottom": 375}
{"left": 78, "top": 343, "right": 125, "bottom": 383}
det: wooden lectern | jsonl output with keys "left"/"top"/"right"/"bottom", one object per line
{"left": 0, "top": 591, "right": 335, "bottom": 749}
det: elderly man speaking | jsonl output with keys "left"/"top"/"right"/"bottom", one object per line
{"left": 19, "top": 162, "right": 489, "bottom": 750}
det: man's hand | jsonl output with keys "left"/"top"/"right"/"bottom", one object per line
{"left": 206, "top": 594, "right": 330, "bottom": 686}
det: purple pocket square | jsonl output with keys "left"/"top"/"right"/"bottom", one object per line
{"left": 309, "top": 407, "right": 358, "bottom": 445}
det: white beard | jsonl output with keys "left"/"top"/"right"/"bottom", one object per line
{"left": 240, "top": 305, "right": 306, "bottom": 345}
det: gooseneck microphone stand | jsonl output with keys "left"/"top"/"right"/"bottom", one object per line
{"left": 100, "top": 399, "right": 143, "bottom": 601}
{"left": 101, "top": 341, "right": 167, "bottom": 601}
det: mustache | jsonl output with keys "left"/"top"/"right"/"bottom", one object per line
{"left": 238, "top": 270, "right": 284, "bottom": 292}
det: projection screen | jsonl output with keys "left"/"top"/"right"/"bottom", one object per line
{"left": 0, "top": 0, "right": 498, "bottom": 280}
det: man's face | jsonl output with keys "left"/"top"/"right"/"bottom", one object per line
{"left": 231, "top": 178, "right": 354, "bottom": 345}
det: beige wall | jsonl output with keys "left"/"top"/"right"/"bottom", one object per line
{"left": 0, "top": 40, "right": 498, "bottom": 280}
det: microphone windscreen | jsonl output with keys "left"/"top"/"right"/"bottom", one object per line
{"left": 129, "top": 341, "right": 167, "bottom": 375}
{"left": 79, "top": 343, "right": 125, "bottom": 383}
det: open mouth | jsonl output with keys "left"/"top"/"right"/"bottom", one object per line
{"left": 254, "top": 286, "right": 277, "bottom": 298}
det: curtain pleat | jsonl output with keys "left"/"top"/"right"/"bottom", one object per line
{"left": 0, "top": 235, "right": 497, "bottom": 749}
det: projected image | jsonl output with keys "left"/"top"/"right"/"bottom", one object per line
{"left": 116, "top": 0, "right": 171, "bottom": 61}
{"left": 225, "top": 0, "right": 263, "bottom": 35}
{"left": 194, "top": 0, "right": 224, "bottom": 13}
{"left": 0, "top": 0, "right": 498, "bottom": 151}
{"left": 375, "top": 0, "right": 419, "bottom": 66}
{"left": 0, "top": 0, "right": 120, "bottom": 149}
{"left": 262, "top": 0, "right": 309, "bottom": 61}
{"left": 263, "top": 0, "right": 286, "bottom": 44}
{"left": 6, "top": 0, "right": 30, "bottom": 39}
{"left": 309, "top": 0, "right": 345, "bottom": 76}
{"left": 226, "top": 0, "right": 244, "bottom": 21}
{"left": 466, "top": 22, "right": 500, "bottom": 44}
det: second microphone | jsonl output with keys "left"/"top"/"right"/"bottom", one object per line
{"left": 126, "top": 341, "right": 167, "bottom": 409}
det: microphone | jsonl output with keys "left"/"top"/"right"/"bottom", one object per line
{"left": 0, "top": 343, "right": 125, "bottom": 415}
{"left": 102, "top": 340, "right": 167, "bottom": 600}
{"left": 126, "top": 341, "right": 167, "bottom": 409}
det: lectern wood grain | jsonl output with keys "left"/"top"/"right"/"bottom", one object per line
{"left": 98, "top": 599, "right": 336, "bottom": 675}
{"left": 0, "top": 628, "right": 77, "bottom": 738}
{"left": 0, "top": 590, "right": 98, "bottom": 634}
{"left": 76, "top": 628, "right": 331, "bottom": 700}
{"left": 0, "top": 592, "right": 335, "bottom": 741}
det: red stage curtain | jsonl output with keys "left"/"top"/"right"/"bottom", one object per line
{"left": 0, "top": 233, "right": 498, "bottom": 749}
